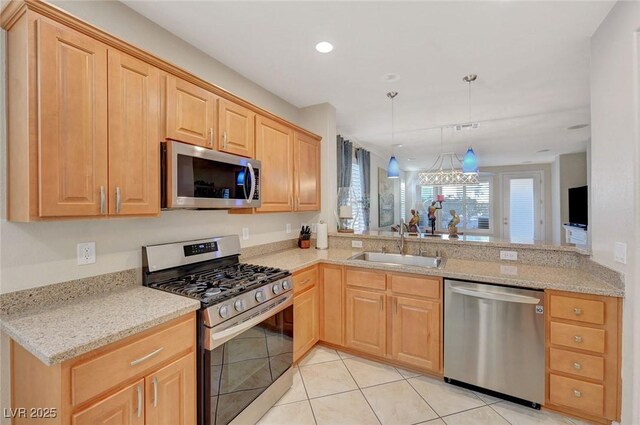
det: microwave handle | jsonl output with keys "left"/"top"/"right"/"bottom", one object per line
{"left": 247, "top": 163, "right": 256, "bottom": 202}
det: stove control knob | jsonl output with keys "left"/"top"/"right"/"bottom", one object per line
{"left": 255, "top": 290, "right": 265, "bottom": 302}
{"left": 234, "top": 299, "right": 246, "bottom": 312}
{"left": 281, "top": 280, "right": 291, "bottom": 291}
{"left": 272, "top": 283, "right": 281, "bottom": 295}
{"left": 219, "top": 305, "right": 230, "bottom": 318}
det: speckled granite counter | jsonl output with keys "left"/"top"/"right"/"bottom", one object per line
{"left": 244, "top": 248, "right": 624, "bottom": 297}
{"left": 0, "top": 286, "right": 200, "bottom": 365}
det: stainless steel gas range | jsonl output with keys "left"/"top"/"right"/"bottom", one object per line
{"left": 143, "top": 236, "right": 293, "bottom": 425}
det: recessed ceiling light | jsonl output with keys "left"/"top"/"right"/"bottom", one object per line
{"left": 567, "top": 124, "right": 589, "bottom": 130}
{"left": 315, "top": 41, "right": 333, "bottom": 53}
{"left": 393, "top": 144, "right": 403, "bottom": 148}
{"left": 537, "top": 149, "right": 550, "bottom": 153}
{"left": 382, "top": 73, "right": 400, "bottom": 82}
{"left": 407, "top": 158, "right": 416, "bottom": 161}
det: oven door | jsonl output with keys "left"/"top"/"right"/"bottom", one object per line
{"left": 163, "top": 140, "right": 261, "bottom": 209}
{"left": 202, "top": 292, "right": 293, "bottom": 425}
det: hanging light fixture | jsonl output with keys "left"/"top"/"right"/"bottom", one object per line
{"left": 387, "top": 91, "right": 400, "bottom": 179}
{"left": 459, "top": 74, "right": 479, "bottom": 173}
{"left": 418, "top": 128, "right": 479, "bottom": 186}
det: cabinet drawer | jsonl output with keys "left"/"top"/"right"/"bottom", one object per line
{"left": 549, "top": 373, "right": 604, "bottom": 417}
{"left": 293, "top": 266, "right": 318, "bottom": 294}
{"left": 549, "top": 322, "right": 605, "bottom": 354}
{"left": 549, "top": 294, "right": 605, "bottom": 325}
{"left": 345, "top": 268, "right": 386, "bottom": 291}
{"left": 549, "top": 347, "right": 604, "bottom": 381}
{"left": 71, "top": 315, "right": 195, "bottom": 406}
{"left": 390, "top": 274, "right": 440, "bottom": 299}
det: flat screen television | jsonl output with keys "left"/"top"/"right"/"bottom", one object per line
{"left": 568, "top": 185, "right": 588, "bottom": 228}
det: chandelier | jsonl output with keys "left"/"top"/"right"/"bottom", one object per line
{"left": 418, "top": 128, "right": 479, "bottom": 186}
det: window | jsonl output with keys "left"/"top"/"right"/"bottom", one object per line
{"left": 400, "top": 179, "right": 406, "bottom": 222}
{"left": 351, "top": 161, "right": 366, "bottom": 232}
{"left": 418, "top": 179, "right": 491, "bottom": 233}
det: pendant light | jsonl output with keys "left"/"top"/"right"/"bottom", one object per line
{"left": 387, "top": 91, "right": 400, "bottom": 179}
{"left": 418, "top": 127, "right": 479, "bottom": 186}
{"left": 461, "top": 74, "right": 479, "bottom": 174}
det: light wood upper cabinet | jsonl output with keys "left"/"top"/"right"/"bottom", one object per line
{"left": 145, "top": 354, "right": 195, "bottom": 425}
{"left": 108, "top": 50, "right": 160, "bottom": 216}
{"left": 166, "top": 75, "right": 216, "bottom": 148}
{"left": 391, "top": 296, "right": 440, "bottom": 372}
{"left": 218, "top": 98, "right": 255, "bottom": 157}
{"left": 345, "top": 287, "right": 386, "bottom": 357}
{"left": 255, "top": 115, "right": 294, "bottom": 212}
{"left": 294, "top": 132, "right": 321, "bottom": 211}
{"left": 320, "top": 265, "right": 344, "bottom": 346}
{"left": 38, "top": 18, "right": 108, "bottom": 218}
{"left": 73, "top": 379, "right": 145, "bottom": 425}
{"left": 294, "top": 284, "right": 319, "bottom": 362}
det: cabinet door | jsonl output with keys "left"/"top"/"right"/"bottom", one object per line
{"left": 108, "top": 50, "right": 160, "bottom": 216}
{"left": 294, "top": 285, "right": 319, "bottom": 361}
{"left": 166, "top": 75, "right": 216, "bottom": 148}
{"left": 345, "top": 288, "right": 386, "bottom": 356}
{"left": 294, "top": 132, "right": 321, "bottom": 211}
{"left": 38, "top": 19, "right": 108, "bottom": 217}
{"left": 255, "top": 115, "right": 294, "bottom": 212}
{"left": 72, "top": 379, "right": 144, "bottom": 425}
{"left": 391, "top": 296, "right": 441, "bottom": 372}
{"left": 321, "top": 265, "right": 344, "bottom": 346}
{"left": 145, "top": 353, "right": 196, "bottom": 425}
{"left": 218, "top": 98, "right": 255, "bottom": 157}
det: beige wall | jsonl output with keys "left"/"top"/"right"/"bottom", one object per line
{"left": 591, "top": 2, "right": 640, "bottom": 423}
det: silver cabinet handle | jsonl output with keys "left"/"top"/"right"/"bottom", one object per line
{"left": 573, "top": 362, "right": 582, "bottom": 370}
{"left": 130, "top": 347, "right": 163, "bottom": 366}
{"left": 573, "top": 389, "right": 582, "bottom": 398}
{"left": 574, "top": 307, "right": 583, "bottom": 316}
{"left": 449, "top": 285, "right": 541, "bottom": 305}
{"left": 152, "top": 376, "right": 158, "bottom": 407}
{"left": 99, "top": 186, "right": 105, "bottom": 214}
{"left": 223, "top": 131, "right": 228, "bottom": 149}
{"left": 574, "top": 335, "right": 583, "bottom": 343}
{"left": 115, "top": 187, "right": 121, "bottom": 214}
{"left": 209, "top": 128, "right": 214, "bottom": 147}
{"left": 136, "top": 384, "right": 142, "bottom": 417}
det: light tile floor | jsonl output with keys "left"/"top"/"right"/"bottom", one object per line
{"left": 258, "top": 345, "right": 589, "bottom": 425}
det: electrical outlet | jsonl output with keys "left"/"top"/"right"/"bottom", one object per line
{"left": 77, "top": 242, "right": 96, "bottom": 265}
{"left": 614, "top": 242, "right": 627, "bottom": 264}
{"left": 242, "top": 228, "right": 249, "bottom": 240}
{"left": 311, "top": 223, "right": 317, "bottom": 233}
{"left": 286, "top": 224, "right": 291, "bottom": 234}
{"left": 351, "top": 240, "right": 363, "bottom": 249}
{"left": 500, "top": 265, "right": 518, "bottom": 275}
{"left": 500, "top": 250, "right": 518, "bottom": 261}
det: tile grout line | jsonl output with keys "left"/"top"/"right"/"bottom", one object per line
{"left": 404, "top": 374, "right": 448, "bottom": 420}
{"left": 338, "top": 353, "right": 383, "bottom": 425}
{"left": 296, "top": 364, "right": 319, "bottom": 425}
{"left": 486, "top": 403, "right": 515, "bottom": 425}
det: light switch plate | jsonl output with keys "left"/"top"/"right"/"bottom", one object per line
{"left": 500, "top": 250, "right": 518, "bottom": 261}
{"left": 77, "top": 242, "right": 96, "bottom": 265}
{"left": 286, "top": 224, "right": 292, "bottom": 234}
{"left": 352, "top": 240, "right": 363, "bottom": 248}
{"left": 242, "top": 228, "right": 249, "bottom": 240}
{"left": 614, "top": 242, "right": 627, "bottom": 264}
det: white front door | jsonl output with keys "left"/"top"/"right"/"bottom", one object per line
{"left": 502, "top": 172, "right": 543, "bottom": 241}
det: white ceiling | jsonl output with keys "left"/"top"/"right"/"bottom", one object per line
{"left": 123, "top": 0, "right": 614, "bottom": 170}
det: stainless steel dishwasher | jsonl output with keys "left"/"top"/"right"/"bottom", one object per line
{"left": 444, "top": 279, "right": 545, "bottom": 407}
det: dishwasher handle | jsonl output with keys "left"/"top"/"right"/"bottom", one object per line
{"left": 449, "top": 285, "right": 541, "bottom": 305}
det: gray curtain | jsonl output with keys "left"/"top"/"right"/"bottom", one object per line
{"left": 356, "top": 148, "right": 371, "bottom": 229}
{"left": 337, "top": 135, "right": 352, "bottom": 189}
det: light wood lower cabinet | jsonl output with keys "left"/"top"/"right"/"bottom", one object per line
{"left": 345, "top": 287, "right": 386, "bottom": 357}
{"left": 294, "top": 285, "right": 319, "bottom": 362}
{"left": 391, "top": 296, "right": 440, "bottom": 371}
{"left": 11, "top": 313, "right": 196, "bottom": 425}
{"left": 320, "top": 264, "right": 344, "bottom": 346}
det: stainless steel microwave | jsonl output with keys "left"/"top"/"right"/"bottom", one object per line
{"left": 161, "top": 141, "right": 261, "bottom": 209}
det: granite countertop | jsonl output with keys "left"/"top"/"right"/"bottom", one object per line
{"left": 244, "top": 248, "right": 623, "bottom": 297}
{"left": 0, "top": 286, "right": 200, "bottom": 366}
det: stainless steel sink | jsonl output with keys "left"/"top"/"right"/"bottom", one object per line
{"left": 348, "top": 252, "right": 443, "bottom": 268}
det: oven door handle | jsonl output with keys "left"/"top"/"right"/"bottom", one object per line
{"left": 208, "top": 292, "right": 293, "bottom": 349}
{"left": 246, "top": 163, "right": 256, "bottom": 203}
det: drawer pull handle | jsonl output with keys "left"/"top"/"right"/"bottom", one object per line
{"left": 300, "top": 278, "right": 311, "bottom": 285}
{"left": 574, "top": 335, "right": 583, "bottom": 343}
{"left": 573, "top": 307, "right": 583, "bottom": 316}
{"left": 130, "top": 347, "right": 163, "bottom": 366}
{"left": 573, "top": 389, "right": 582, "bottom": 398}
{"left": 573, "top": 362, "right": 582, "bottom": 370}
